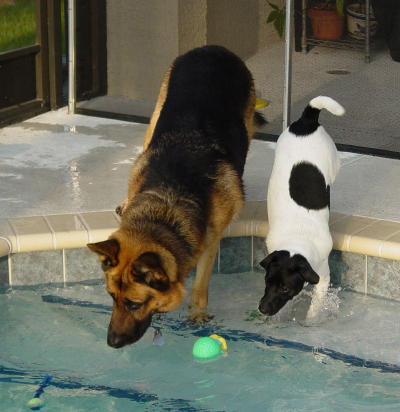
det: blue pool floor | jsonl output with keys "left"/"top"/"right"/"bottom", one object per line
{"left": 1, "top": 271, "right": 400, "bottom": 411}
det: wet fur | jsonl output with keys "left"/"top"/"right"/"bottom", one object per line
{"left": 88, "top": 46, "right": 264, "bottom": 348}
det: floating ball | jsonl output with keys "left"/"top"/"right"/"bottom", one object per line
{"left": 26, "top": 397, "right": 44, "bottom": 410}
{"left": 192, "top": 335, "right": 227, "bottom": 360}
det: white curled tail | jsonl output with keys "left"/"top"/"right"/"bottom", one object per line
{"left": 309, "top": 96, "right": 345, "bottom": 116}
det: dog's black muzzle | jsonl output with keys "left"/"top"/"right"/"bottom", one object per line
{"left": 258, "top": 295, "right": 288, "bottom": 316}
{"left": 107, "top": 315, "right": 152, "bottom": 348}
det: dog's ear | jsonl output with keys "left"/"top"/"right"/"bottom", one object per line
{"left": 132, "top": 252, "right": 170, "bottom": 292}
{"left": 260, "top": 250, "right": 289, "bottom": 271}
{"left": 293, "top": 255, "right": 320, "bottom": 284}
{"left": 87, "top": 238, "right": 120, "bottom": 268}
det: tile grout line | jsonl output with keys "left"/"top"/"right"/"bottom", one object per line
{"left": 346, "top": 220, "right": 378, "bottom": 251}
{"left": 6, "top": 219, "right": 20, "bottom": 253}
{"left": 378, "top": 229, "right": 400, "bottom": 258}
{"left": 62, "top": 249, "right": 67, "bottom": 285}
{"left": 8, "top": 253, "right": 12, "bottom": 287}
{"left": 77, "top": 214, "right": 91, "bottom": 243}
{"left": 349, "top": 220, "right": 378, "bottom": 237}
{"left": 251, "top": 235, "right": 254, "bottom": 270}
{"left": 0, "top": 236, "right": 13, "bottom": 287}
{"left": 43, "top": 215, "right": 57, "bottom": 250}
{"left": 112, "top": 211, "right": 121, "bottom": 225}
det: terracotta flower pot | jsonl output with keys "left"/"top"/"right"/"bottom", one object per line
{"left": 309, "top": 4, "right": 345, "bottom": 41}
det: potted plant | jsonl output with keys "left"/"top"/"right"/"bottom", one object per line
{"left": 308, "top": 0, "right": 345, "bottom": 41}
{"left": 346, "top": 1, "right": 377, "bottom": 39}
{"left": 266, "top": 1, "right": 344, "bottom": 40}
{"left": 266, "top": 1, "right": 286, "bottom": 39}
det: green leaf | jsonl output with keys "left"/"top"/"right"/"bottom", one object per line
{"left": 336, "top": 0, "right": 344, "bottom": 16}
{"left": 275, "top": 11, "right": 285, "bottom": 38}
{"left": 268, "top": 1, "right": 279, "bottom": 10}
{"left": 274, "top": 18, "right": 285, "bottom": 38}
{"left": 266, "top": 1, "right": 286, "bottom": 39}
{"left": 267, "top": 10, "right": 278, "bottom": 23}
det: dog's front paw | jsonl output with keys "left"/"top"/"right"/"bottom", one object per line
{"left": 187, "top": 312, "right": 214, "bottom": 324}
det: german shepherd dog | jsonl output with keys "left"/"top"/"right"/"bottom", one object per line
{"left": 88, "top": 45, "right": 265, "bottom": 348}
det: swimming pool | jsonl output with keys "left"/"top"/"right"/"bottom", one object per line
{"left": 1, "top": 272, "right": 400, "bottom": 411}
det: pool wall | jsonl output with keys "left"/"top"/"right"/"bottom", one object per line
{"left": 1, "top": 200, "right": 400, "bottom": 301}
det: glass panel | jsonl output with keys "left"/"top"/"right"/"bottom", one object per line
{"left": 0, "top": 0, "right": 36, "bottom": 53}
{"left": 287, "top": 0, "right": 400, "bottom": 154}
{"left": 74, "top": 0, "right": 399, "bottom": 155}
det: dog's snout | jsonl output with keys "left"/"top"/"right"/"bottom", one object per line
{"left": 258, "top": 299, "right": 270, "bottom": 316}
{"left": 107, "top": 315, "right": 152, "bottom": 348}
{"left": 107, "top": 331, "right": 128, "bottom": 348}
{"left": 258, "top": 296, "right": 282, "bottom": 316}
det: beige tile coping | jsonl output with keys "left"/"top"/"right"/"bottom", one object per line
{"left": 0, "top": 201, "right": 399, "bottom": 261}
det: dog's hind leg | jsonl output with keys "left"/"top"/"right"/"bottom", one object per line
{"left": 116, "top": 151, "right": 149, "bottom": 217}
{"left": 188, "top": 239, "right": 219, "bottom": 323}
{"left": 143, "top": 68, "right": 171, "bottom": 150}
{"left": 116, "top": 69, "right": 172, "bottom": 218}
{"left": 307, "top": 259, "right": 330, "bottom": 319}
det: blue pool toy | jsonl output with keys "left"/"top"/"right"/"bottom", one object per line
{"left": 192, "top": 334, "right": 228, "bottom": 360}
{"left": 26, "top": 375, "right": 52, "bottom": 410}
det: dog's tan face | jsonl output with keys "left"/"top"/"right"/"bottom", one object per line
{"left": 88, "top": 238, "right": 184, "bottom": 348}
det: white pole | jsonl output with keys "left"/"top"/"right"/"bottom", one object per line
{"left": 282, "top": 0, "right": 293, "bottom": 130}
{"left": 68, "top": 0, "right": 76, "bottom": 114}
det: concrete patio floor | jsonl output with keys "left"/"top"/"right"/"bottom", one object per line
{"left": 248, "top": 42, "right": 400, "bottom": 153}
{"left": 0, "top": 109, "right": 399, "bottom": 222}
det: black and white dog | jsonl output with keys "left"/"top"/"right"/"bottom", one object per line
{"left": 259, "top": 96, "right": 344, "bottom": 319}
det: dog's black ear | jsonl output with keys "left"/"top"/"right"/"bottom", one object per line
{"left": 293, "top": 255, "right": 320, "bottom": 284}
{"left": 260, "top": 250, "right": 289, "bottom": 271}
{"left": 132, "top": 252, "right": 170, "bottom": 292}
{"left": 87, "top": 238, "right": 120, "bottom": 268}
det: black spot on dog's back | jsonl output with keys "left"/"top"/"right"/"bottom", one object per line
{"left": 289, "top": 162, "right": 329, "bottom": 210}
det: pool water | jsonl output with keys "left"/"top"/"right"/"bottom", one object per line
{"left": 1, "top": 272, "right": 400, "bottom": 411}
